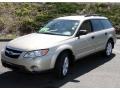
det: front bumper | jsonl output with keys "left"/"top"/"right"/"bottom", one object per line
{"left": 2, "top": 60, "right": 28, "bottom": 71}
{"left": 1, "top": 51, "right": 53, "bottom": 72}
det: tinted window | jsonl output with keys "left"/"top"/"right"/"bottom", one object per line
{"left": 91, "top": 19, "right": 104, "bottom": 32}
{"left": 80, "top": 20, "right": 92, "bottom": 33}
{"left": 100, "top": 19, "right": 113, "bottom": 29}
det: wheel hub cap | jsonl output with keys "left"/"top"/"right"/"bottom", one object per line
{"left": 106, "top": 42, "right": 112, "bottom": 56}
{"left": 63, "top": 57, "right": 69, "bottom": 76}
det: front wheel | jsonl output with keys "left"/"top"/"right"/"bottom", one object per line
{"left": 54, "top": 52, "right": 70, "bottom": 79}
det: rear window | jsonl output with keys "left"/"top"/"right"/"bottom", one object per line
{"left": 100, "top": 19, "right": 113, "bottom": 29}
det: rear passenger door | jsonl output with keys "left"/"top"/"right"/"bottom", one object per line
{"left": 90, "top": 19, "right": 108, "bottom": 51}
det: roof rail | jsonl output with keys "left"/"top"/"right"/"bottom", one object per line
{"left": 84, "top": 14, "right": 102, "bottom": 17}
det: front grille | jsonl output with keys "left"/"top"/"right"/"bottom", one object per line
{"left": 5, "top": 47, "right": 22, "bottom": 59}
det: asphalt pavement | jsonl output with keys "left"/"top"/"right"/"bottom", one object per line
{"left": 0, "top": 40, "right": 120, "bottom": 88}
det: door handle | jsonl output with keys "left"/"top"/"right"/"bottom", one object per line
{"left": 105, "top": 32, "right": 107, "bottom": 35}
{"left": 91, "top": 36, "right": 95, "bottom": 39}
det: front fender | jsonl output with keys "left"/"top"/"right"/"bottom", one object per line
{"left": 50, "top": 44, "right": 73, "bottom": 69}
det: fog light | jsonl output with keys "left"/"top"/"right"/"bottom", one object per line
{"left": 31, "top": 66, "right": 39, "bottom": 71}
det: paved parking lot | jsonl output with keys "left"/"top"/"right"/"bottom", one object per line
{"left": 0, "top": 40, "right": 120, "bottom": 88}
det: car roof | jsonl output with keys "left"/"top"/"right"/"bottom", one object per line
{"left": 56, "top": 15, "right": 108, "bottom": 21}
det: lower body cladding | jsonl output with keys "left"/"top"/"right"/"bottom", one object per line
{"left": 1, "top": 53, "right": 53, "bottom": 72}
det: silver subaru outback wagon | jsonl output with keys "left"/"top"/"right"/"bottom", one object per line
{"left": 1, "top": 14, "right": 116, "bottom": 78}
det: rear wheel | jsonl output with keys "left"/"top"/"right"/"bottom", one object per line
{"left": 54, "top": 52, "right": 70, "bottom": 78}
{"left": 104, "top": 40, "right": 113, "bottom": 57}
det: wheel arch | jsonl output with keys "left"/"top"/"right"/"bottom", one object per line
{"left": 107, "top": 37, "right": 114, "bottom": 48}
{"left": 50, "top": 45, "right": 75, "bottom": 69}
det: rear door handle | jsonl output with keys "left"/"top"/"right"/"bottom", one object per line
{"left": 105, "top": 32, "right": 107, "bottom": 35}
{"left": 91, "top": 36, "right": 95, "bottom": 39}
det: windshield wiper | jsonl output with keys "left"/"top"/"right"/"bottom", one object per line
{"left": 38, "top": 32, "right": 58, "bottom": 35}
{"left": 38, "top": 32, "right": 70, "bottom": 36}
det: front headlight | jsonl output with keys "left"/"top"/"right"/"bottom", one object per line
{"left": 24, "top": 49, "right": 49, "bottom": 58}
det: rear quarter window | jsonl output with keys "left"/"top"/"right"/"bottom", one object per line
{"left": 100, "top": 19, "right": 113, "bottom": 29}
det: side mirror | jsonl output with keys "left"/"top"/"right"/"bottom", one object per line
{"left": 76, "top": 30, "right": 88, "bottom": 37}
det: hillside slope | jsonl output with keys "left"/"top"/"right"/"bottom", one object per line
{"left": 0, "top": 3, "right": 120, "bottom": 38}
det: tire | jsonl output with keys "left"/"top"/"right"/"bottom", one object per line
{"left": 103, "top": 40, "right": 113, "bottom": 57}
{"left": 54, "top": 52, "right": 70, "bottom": 79}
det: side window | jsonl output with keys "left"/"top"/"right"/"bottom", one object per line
{"left": 80, "top": 20, "right": 92, "bottom": 33}
{"left": 100, "top": 19, "right": 113, "bottom": 29}
{"left": 91, "top": 19, "right": 104, "bottom": 32}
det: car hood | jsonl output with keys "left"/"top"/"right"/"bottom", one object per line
{"left": 7, "top": 33, "right": 70, "bottom": 51}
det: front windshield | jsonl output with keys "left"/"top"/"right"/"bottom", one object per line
{"left": 38, "top": 19, "right": 79, "bottom": 36}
